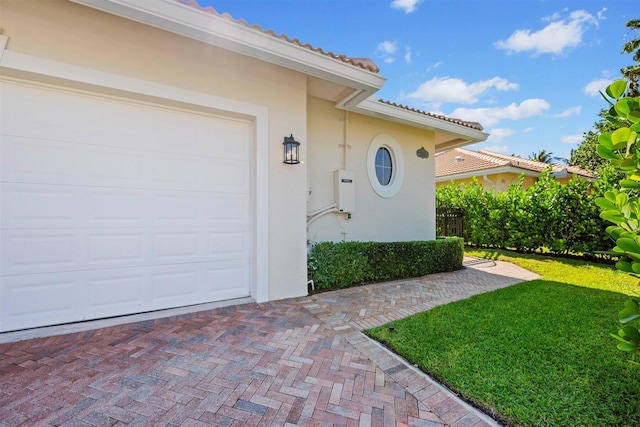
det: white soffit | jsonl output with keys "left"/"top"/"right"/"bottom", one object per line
{"left": 70, "top": 0, "right": 385, "bottom": 98}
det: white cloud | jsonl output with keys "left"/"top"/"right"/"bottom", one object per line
{"left": 426, "top": 61, "right": 444, "bottom": 72}
{"left": 584, "top": 78, "right": 612, "bottom": 96}
{"left": 450, "top": 99, "right": 550, "bottom": 127}
{"left": 597, "top": 7, "right": 607, "bottom": 20}
{"left": 562, "top": 134, "right": 584, "bottom": 144}
{"left": 553, "top": 106, "right": 581, "bottom": 118}
{"left": 487, "top": 128, "right": 515, "bottom": 143}
{"left": 523, "top": 127, "right": 534, "bottom": 133}
{"left": 377, "top": 40, "right": 399, "bottom": 64}
{"left": 406, "top": 76, "right": 519, "bottom": 109}
{"left": 404, "top": 48, "right": 412, "bottom": 64}
{"left": 542, "top": 9, "right": 567, "bottom": 22}
{"left": 482, "top": 144, "right": 510, "bottom": 154}
{"left": 377, "top": 40, "right": 398, "bottom": 55}
{"left": 390, "top": 0, "right": 421, "bottom": 14}
{"left": 494, "top": 9, "right": 600, "bottom": 55}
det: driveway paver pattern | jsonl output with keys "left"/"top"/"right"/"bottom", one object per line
{"left": 0, "top": 258, "right": 538, "bottom": 427}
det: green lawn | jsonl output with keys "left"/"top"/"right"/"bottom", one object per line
{"left": 365, "top": 249, "right": 640, "bottom": 427}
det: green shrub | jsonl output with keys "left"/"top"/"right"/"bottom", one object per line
{"left": 308, "top": 238, "right": 464, "bottom": 291}
{"left": 436, "top": 170, "right": 613, "bottom": 256}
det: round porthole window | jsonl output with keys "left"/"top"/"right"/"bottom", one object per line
{"left": 367, "top": 134, "right": 404, "bottom": 198}
{"left": 375, "top": 147, "right": 392, "bottom": 186}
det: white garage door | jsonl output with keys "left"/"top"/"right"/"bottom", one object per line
{"left": 0, "top": 80, "right": 253, "bottom": 332}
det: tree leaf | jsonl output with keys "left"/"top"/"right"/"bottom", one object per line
{"left": 616, "top": 192, "right": 630, "bottom": 207}
{"left": 601, "top": 210, "right": 625, "bottom": 223}
{"left": 597, "top": 144, "right": 618, "bottom": 160}
{"left": 622, "top": 325, "right": 640, "bottom": 342}
{"left": 621, "top": 179, "right": 640, "bottom": 189}
{"left": 596, "top": 197, "right": 616, "bottom": 210}
{"left": 611, "top": 128, "right": 634, "bottom": 149}
{"left": 617, "top": 342, "right": 638, "bottom": 352}
{"left": 616, "top": 237, "right": 640, "bottom": 253}
{"left": 606, "top": 80, "right": 628, "bottom": 99}
{"left": 619, "top": 300, "right": 640, "bottom": 323}
{"left": 616, "top": 260, "right": 634, "bottom": 272}
{"left": 615, "top": 98, "right": 633, "bottom": 117}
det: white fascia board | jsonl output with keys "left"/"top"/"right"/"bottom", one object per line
{"left": 435, "top": 167, "right": 541, "bottom": 182}
{"left": 348, "top": 97, "right": 489, "bottom": 144}
{"left": 71, "top": 0, "right": 385, "bottom": 95}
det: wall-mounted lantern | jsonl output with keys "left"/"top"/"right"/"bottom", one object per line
{"left": 283, "top": 134, "right": 300, "bottom": 164}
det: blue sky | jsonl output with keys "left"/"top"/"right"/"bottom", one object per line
{"left": 199, "top": 0, "right": 638, "bottom": 161}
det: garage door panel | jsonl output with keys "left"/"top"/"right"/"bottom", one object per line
{"left": 208, "top": 194, "right": 250, "bottom": 222}
{"left": 208, "top": 231, "right": 248, "bottom": 257}
{"left": 87, "top": 273, "right": 145, "bottom": 313}
{"left": 2, "top": 185, "right": 250, "bottom": 229}
{"left": 87, "top": 232, "right": 146, "bottom": 267}
{"left": 1, "top": 273, "right": 81, "bottom": 328}
{"left": 86, "top": 188, "right": 147, "bottom": 227}
{"left": 1, "top": 258, "right": 251, "bottom": 331}
{"left": 151, "top": 231, "right": 201, "bottom": 264}
{"left": 206, "top": 259, "right": 251, "bottom": 297}
{"left": 205, "top": 160, "right": 251, "bottom": 193}
{"left": 2, "top": 137, "right": 250, "bottom": 193}
{"left": 152, "top": 192, "right": 207, "bottom": 225}
{"left": 2, "top": 226, "right": 249, "bottom": 275}
{"left": 1, "top": 183, "right": 78, "bottom": 229}
{"left": 1, "top": 137, "right": 80, "bottom": 184}
{"left": 1, "top": 81, "right": 254, "bottom": 332}
{"left": 2, "top": 83, "right": 252, "bottom": 159}
{"left": 1, "top": 230, "right": 80, "bottom": 276}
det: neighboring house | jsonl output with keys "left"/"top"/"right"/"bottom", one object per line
{"left": 436, "top": 148, "right": 595, "bottom": 192}
{"left": 0, "top": 0, "right": 487, "bottom": 333}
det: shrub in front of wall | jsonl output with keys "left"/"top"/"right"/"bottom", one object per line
{"left": 436, "top": 171, "right": 615, "bottom": 256}
{"left": 308, "top": 238, "right": 464, "bottom": 291}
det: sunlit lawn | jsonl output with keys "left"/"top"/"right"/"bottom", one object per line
{"left": 365, "top": 249, "right": 640, "bottom": 427}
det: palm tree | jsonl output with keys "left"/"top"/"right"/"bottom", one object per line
{"left": 529, "top": 149, "right": 553, "bottom": 163}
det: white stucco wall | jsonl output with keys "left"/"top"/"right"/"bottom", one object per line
{"left": 307, "top": 96, "right": 437, "bottom": 244}
{"left": 0, "top": 0, "right": 309, "bottom": 301}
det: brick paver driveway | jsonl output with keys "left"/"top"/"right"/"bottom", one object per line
{"left": 0, "top": 259, "right": 538, "bottom": 427}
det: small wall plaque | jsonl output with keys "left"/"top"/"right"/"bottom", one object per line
{"left": 416, "top": 147, "right": 429, "bottom": 159}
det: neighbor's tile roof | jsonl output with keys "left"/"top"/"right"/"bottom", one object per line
{"left": 436, "top": 148, "right": 595, "bottom": 179}
{"left": 377, "top": 100, "right": 484, "bottom": 131}
{"left": 177, "top": 0, "right": 380, "bottom": 73}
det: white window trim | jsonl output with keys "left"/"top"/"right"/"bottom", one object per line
{"left": 366, "top": 134, "right": 404, "bottom": 198}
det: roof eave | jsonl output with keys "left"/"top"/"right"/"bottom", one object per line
{"left": 436, "top": 165, "right": 595, "bottom": 182}
{"left": 347, "top": 97, "right": 489, "bottom": 147}
{"left": 71, "top": 0, "right": 386, "bottom": 96}
{"left": 436, "top": 166, "right": 542, "bottom": 182}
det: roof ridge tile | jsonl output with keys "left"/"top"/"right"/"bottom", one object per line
{"left": 177, "top": 0, "right": 380, "bottom": 73}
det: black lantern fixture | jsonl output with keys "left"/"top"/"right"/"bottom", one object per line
{"left": 283, "top": 134, "right": 300, "bottom": 164}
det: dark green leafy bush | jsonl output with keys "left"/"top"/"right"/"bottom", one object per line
{"left": 436, "top": 169, "right": 614, "bottom": 256}
{"left": 308, "top": 238, "right": 463, "bottom": 291}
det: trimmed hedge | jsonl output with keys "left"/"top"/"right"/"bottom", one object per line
{"left": 307, "top": 238, "right": 464, "bottom": 291}
{"left": 436, "top": 169, "right": 615, "bottom": 256}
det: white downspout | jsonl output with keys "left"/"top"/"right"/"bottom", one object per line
{"left": 483, "top": 175, "right": 496, "bottom": 193}
{"left": 340, "top": 111, "right": 351, "bottom": 170}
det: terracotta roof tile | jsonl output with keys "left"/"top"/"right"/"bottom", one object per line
{"left": 177, "top": 0, "right": 380, "bottom": 73}
{"left": 377, "top": 100, "right": 484, "bottom": 131}
{"left": 436, "top": 148, "right": 595, "bottom": 179}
